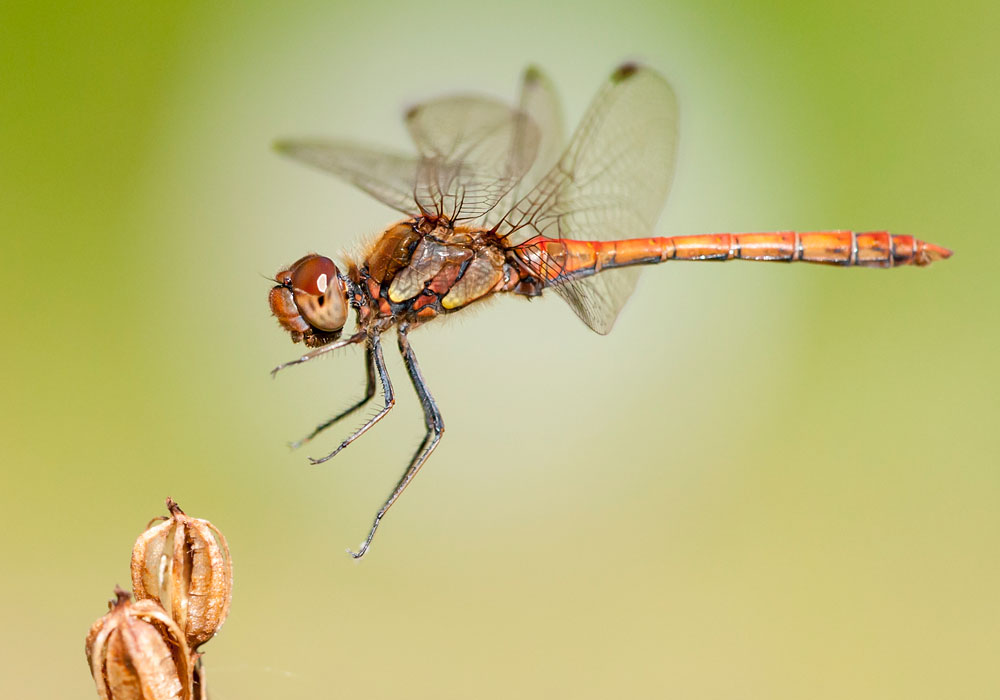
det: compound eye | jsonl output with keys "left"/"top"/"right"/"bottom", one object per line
{"left": 291, "top": 255, "right": 336, "bottom": 296}
{"left": 290, "top": 255, "right": 347, "bottom": 332}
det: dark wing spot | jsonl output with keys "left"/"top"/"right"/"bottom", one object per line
{"left": 612, "top": 62, "right": 640, "bottom": 82}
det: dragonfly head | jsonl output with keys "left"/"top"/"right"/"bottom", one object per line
{"left": 270, "top": 254, "right": 350, "bottom": 347}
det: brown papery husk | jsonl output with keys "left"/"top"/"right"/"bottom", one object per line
{"left": 131, "top": 499, "right": 232, "bottom": 650}
{"left": 85, "top": 589, "right": 193, "bottom": 700}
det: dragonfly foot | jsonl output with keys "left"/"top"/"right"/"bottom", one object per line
{"left": 308, "top": 451, "right": 332, "bottom": 465}
{"left": 307, "top": 432, "right": 358, "bottom": 464}
{"left": 270, "top": 359, "right": 302, "bottom": 378}
{"left": 307, "top": 448, "right": 341, "bottom": 465}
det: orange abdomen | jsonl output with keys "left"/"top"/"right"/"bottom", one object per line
{"left": 515, "top": 231, "right": 952, "bottom": 283}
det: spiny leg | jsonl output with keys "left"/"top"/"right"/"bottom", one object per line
{"left": 290, "top": 348, "right": 377, "bottom": 450}
{"left": 308, "top": 333, "right": 395, "bottom": 465}
{"left": 271, "top": 331, "right": 367, "bottom": 378}
{"left": 348, "top": 324, "right": 444, "bottom": 559}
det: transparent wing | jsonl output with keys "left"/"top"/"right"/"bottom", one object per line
{"left": 405, "top": 94, "right": 539, "bottom": 222}
{"left": 275, "top": 71, "right": 552, "bottom": 224}
{"left": 497, "top": 64, "right": 679, "bottom": 334}
{"left": 273, "top": 139, "right": 425, "bottom": 218}
{"left": 486, "top": 66, "right": 566, "bottom": 229}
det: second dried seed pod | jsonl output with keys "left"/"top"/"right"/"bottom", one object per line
{"left": 131, "top": 498, "right": 232, "bottom": 649}
{"left": 85, "top": 588, "right": 193, "bottom": 700}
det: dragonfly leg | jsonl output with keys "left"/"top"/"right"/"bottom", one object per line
{"left": 271, "top": 331, "right": 366, "bottom": 377}
{"left": 307, "top": 333, "right": 395, "bottom": 465}
{"left": 348, "top": 324, "right": 444, "bottom": 559}
{"left": 289, "top": 348, "right": 377, "bottom": 450}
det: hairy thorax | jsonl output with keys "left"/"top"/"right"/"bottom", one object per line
{"left": 360, "top": 219, "right": 537, "bottom": 324}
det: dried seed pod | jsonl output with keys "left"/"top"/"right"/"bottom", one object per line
{"left": 131, "top": 498, "right": 232, "bottom": 649}
{"left": 85, "top": 587, "right": 193, "bottom": 700}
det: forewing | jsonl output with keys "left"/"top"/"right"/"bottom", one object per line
{"left": 498, "top": 65, "right": 679, "bottom": 334}
{"left": 486, "top": 66, "right": 566, "bottom": 228}
{"left": 274, "top": 139, "right": 424, "bottom": 218}
{"left": 405, "top": 95, "right": 539, "bottom": 222}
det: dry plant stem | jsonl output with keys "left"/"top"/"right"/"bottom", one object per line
{"left": 191, "top": 657, "right": 207, "bottom": 700}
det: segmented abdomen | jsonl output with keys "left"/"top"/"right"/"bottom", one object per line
{"left": 515, "top": 231, "right": 952, "bottom": 283}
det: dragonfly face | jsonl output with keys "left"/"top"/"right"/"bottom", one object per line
{"left": 269, "top": 254, "right": 350, "bottom": 347}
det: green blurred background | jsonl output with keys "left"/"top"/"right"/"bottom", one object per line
{"left": 2, "top": 0, "right": 997, "bottom": 697}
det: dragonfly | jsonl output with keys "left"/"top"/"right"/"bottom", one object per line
{"left": 269, "top": 63, "right": 952, "bottom": 558}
